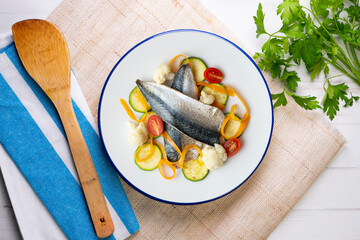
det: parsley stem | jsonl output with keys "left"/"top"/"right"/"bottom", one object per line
{"left": 343, "top": 41, "right": 360, "bottom": 72}
{"left": 324, "top": 58, "right": 359, "bottom": 84}
{"left": 349, "top": 45, "right": 360, "bottom": 71}
{"left": 305, "top": 5, "right": 353, "bottom": 71}
{"left": 323, "top": 74, "right": 345, "bottom": 92}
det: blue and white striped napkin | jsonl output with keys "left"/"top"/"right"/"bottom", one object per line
{"left": 0, "top": 37, "right": 139, "bottom": 239}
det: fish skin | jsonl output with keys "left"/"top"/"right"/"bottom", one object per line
{"left": 164, "top": 124, "right": 181, "bottom": 161}
{"left": 136, "top": 79, "right": 224, "bottom": 146}
{"left": 170, "top": 64, "right": 197, "bottom": 98}
{"left": 164, "top": 64, "right": 197, "bottom": 162}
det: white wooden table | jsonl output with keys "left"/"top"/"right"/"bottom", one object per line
{"left": 0, "top": 0, "right": 359, "bottom": 239}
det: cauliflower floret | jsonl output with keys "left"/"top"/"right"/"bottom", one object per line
{"left": 199, "top": 91, "right": 215, "bottom": 105}
{"left": 128, "top": 122, "right": 149, "bottom": 146}
{"left": 201, "top": 144, "right": 227, "bottom": 170}
{"left": 153, "top": 63, "right": 175, "bottom": 84}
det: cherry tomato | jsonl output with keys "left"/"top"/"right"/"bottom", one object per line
{"left": 147, "top": 115, "right": 164, "bottom": 136}
{"left": 204, "top": 68, "right": 223, "bottom": 83}
{"left": 223, "top": 138, "right": 241, "bottom": 157}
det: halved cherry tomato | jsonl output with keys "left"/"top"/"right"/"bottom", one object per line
{"left": 204, "top": 68, "right": 223, "bottom": 83}
{"left": 223, "top": 138, "right": 241, "bottom": 157}
{"left": 147, "top": 115, "right": 164, "bottom": 136}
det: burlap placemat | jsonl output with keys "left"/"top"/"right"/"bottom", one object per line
{"left": 48, "top": 0, "right": 346, "bottom": 239}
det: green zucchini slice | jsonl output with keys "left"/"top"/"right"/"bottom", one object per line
{"left": 135, "top": 143, "right": 162, "bottom": 171}
{"left": 181, "top": 57, "right": 207, "bottom": 82}
{"left": 129, "top": 86, "right": 151, "bottom": 113}
{"left": 182, "top": 158, "right": 209, "bottom": 181}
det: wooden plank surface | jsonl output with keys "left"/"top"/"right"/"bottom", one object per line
{"left": 0, "top": 0, "right": 359, "bottom": 239}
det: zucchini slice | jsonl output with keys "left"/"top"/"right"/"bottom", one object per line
{"left": 200, "top": 83, "right": 228, "bottom": 107}
{"left": 129, "top": 86, "right": 151, "bottom": 113}
{"left": 224, "top": 113, "right": 241, "bottom": 140}
{"left": 135, "top": 143, "right": 162, "bottom": 171}
{"left": 181, "top": 57, "right": 207, "bottom": 82}
{"left": 182, "top": 158, "right": 209, "bottom": 182}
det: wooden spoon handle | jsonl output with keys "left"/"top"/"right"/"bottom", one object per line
{"left": 53, "top": 91, "right": 114, "bottom": 238}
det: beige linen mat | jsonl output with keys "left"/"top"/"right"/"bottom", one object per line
{"left": 48, "top": 0, "right": 345, "bottom": 239}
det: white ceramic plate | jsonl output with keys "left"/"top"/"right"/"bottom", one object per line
{"left": 98, "top": 29, "right": 273, "bottom": 205}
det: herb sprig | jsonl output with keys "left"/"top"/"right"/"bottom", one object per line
{"left": 254, "top": 0, "right": 360, "bottom": 120}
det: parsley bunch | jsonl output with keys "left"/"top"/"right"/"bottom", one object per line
{"left": 254, "top": 0, "right": 360, "bottom": 120}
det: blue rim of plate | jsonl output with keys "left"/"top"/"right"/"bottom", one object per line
{"left": 98, "top": 29, "right": 274, "bottom": 205}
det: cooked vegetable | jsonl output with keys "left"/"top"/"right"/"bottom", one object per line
{"left": 128, "top": 122, "right": 149, "bottom": 146}
{"left": 139, "top": 111, "right": 157, "bottom": 125}
{"left": 204, "top": 67, "right": 223, "bottom": 83}
{"left": 120, "top": 98, "right": 143, "bottom": 122}
{"left": 254, "top": 1, "right": 360, "bottom": 120}
{"left": 201, "top": 144, "right": 227, "bottom": 170}
{"left": 156, "top": 143, "right": 176, "bottom": 180}
{"left": 200, "top": 83, "right": 228, "bottom": 107}
{"left": 135, "top": 142, "right": 162, "bottom": 171}
{"left": 169, "top": 54, "right": 191, "bottom": 72}
{"left": 153, "top": 63, "right": 174, "bottom": 84}
{"left": 178, "top": 145, "right": 203, "bottom": 168}
{"left": 129, "top": 86, "right": 151, "bottom": 113}
{"left": 221, "top": 104, "right": 250, "bottom": 139}
{"left": 147, "top": 115, "right": 164, "bottom": 137}
{"left": 182, "top": 158, "right": 209, "bottom": 181}
{"left": 223, "top": 113, "right": 241, "bottom": 139}
{"left": 199, "top": 91, "right": 215, "bottom": 105}
{"left": 181, "top": 57, "right": 207, "bottom": 82}
{"left": 134, "top": 135, "right": 154, "bottom": 162}
{"left": 223, "top": 138, "right": 241, "bottom": 157}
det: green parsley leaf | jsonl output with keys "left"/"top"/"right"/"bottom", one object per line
{"left": 283, "top": 38, "right": 290, "bottom": 53}
{"left": 277, "top": 0, "right": 301, "bottom": 25}
{"left": 291, "top": 95, "right": 321, "bottom": 110}
{"left": 272, "top": 92, "right": 288, "bottom": 108}
{"left": 309, "top": 57, "right": 327, "bottom": 80}
{"left": 257, "top": 53, "right": 289, "bottom": 78}
{"left": 289, "top": 38, "right": 322, "bottom": 70}
{"left": 262, "top": 38, "right": 284, "bottom": 57}
{"left": 322, "top": 82, "right": 349, "bottom": 120}
{"left": 346, "top": 3, "right": 360, "bottom": 22}
{"left": 280, "top": 22, "right": 306, "bottom": 39}
{"left": 344, "top": 94, "right": 359, "bottom": 107}
{"left": 254, "top": 3, "right": 267, "bottom": 38}
{"left": 280, "top": 69, "right": 301, "bottom": 92}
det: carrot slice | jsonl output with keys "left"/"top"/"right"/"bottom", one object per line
{"left": 196, "top": 82, "right": 228, "bottom": 95}
{"left": 212, "top": 100, "right": 226, "bottom": 110}
{"left": 224, "top": 85, "right": 249, "bottom": 120}
{"left": 158, "top": 159, "right": 176, "bottom": 180}
{"left": 220, "top": 104, "right": 250, "bottom": 139}
{"left": 178, "top": 145, "right": 203, "bottom": 169}
{"left": 162, "top": 131, "right": 182, "bottom": 155}
{"left": 169, "top": 55, "right": 192, "bottom": 72}
{"left": 120, "top": 98, "right": 140, "bottom": 122}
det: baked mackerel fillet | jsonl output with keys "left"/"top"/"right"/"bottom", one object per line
{"left": 164, "top": 64, "right": 198, "bottom": 162}
{"left": 136, "top": 79, "right": 225, "bottom": 147}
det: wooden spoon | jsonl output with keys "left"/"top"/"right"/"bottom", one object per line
{"left": 12, "top": 19, "right": 114, "bottom": 238}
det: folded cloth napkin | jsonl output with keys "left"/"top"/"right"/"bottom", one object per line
{"left": 0, "top": 40, "right": 139, "bottom": 239}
